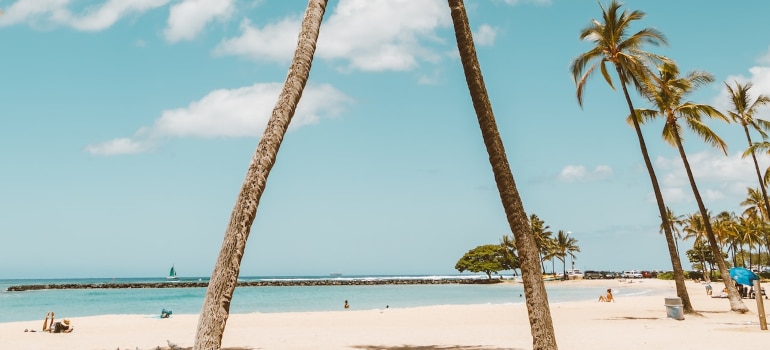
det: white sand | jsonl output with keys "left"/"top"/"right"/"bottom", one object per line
{"left": 1, "top": 279, "right": 768, "bottom": 349}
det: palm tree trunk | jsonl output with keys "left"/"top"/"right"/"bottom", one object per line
{"left": 671, "top": 130, "right": 749, "bottom": 313}
{"left": 615, "top": 66, "right": 694, "bottom": 313}
{"left": 193, "top": 1, "right": 328, "bottom": 348}
{"left": 447, "top": 1, "right": 557, "bottom": 348}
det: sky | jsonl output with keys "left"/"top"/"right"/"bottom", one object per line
{"left": 2, "top": 0, "right": 770, "bottom": 279}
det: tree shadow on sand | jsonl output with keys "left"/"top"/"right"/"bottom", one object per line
{"left": 352, "top": 346, "right": 522, "bottom": 350}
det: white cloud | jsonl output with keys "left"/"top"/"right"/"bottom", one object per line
{"left": 558, "top": 165, "right": 613, "bottom": 183}
{"left": 0, "top": 0, "right": 71, "bottom": 27}
{"left": 652, "top": 151, "right": 770, "bottom": 206}
{"left": 0, "top": 0, "right": 169, "bottom": 30}
{"left": 164, "top": 0, "right": 234, "bottom": 42}
{"left": 84, "top": 138, "right": 150, "bottom": 156}
{"left": 215, "top": 0, "right": 451, "bottom": 72}
{"left": 214, "top": 17, "right": 300, "bottom": 63}
{"left": 86, "top": 83, "right": 352, "bottom": 156}
{"left": 473, "top": 24, "right": 496, "bottom": 46}
{"left": 71, "top": 0, "right": 169, "bottom": 31}
{"left": 712, "top": 48, "right": 770, "bottom": 115}
{"left": 657, "top": 187, "right": 688, "bottom": 204}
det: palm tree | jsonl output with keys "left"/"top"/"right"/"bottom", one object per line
{"left": 552, "top": 230, "right": 580, "bottom": 280}
{"left": 530, "top": 214, "right": 553, "bottom": 274}
{"left": 632, "top": 62, "right": 748, "bottom": 312}
{"left": 193, "top": 1, "right": 329, "bottom": 348}
{"left": 742, "top": 188, "right": 770, "bottom": 267}
{"left": 447, "top": 1, "right": 557, "bottom": 348}
{"left": 727, "top": 81, "right": 770, "bottom": 225}
{"left": 683, "top": 213, "right": 710, "bottom": 277}
{"left": 741, "top": 187, "right": 768, "bottom": 220}
{"left": 738, "top": 215, "right": 763, "bottom": 268}
{"left": 660, "top": 207, "right": 684, "bottom": 257}
{"left": 569, "top": 0, "right": 694, "bottom": 314}
{"left": 500, "top": 234, "right": 520, "bottom": 276}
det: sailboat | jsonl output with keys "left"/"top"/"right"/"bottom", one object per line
{"left": 166, "top": 265, "right": 180, "bottom": 281}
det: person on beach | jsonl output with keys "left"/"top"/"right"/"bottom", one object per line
{"left": 43, "top": 311, "right": 74, "bottom": 333}
{"left": 160, "top": 308, "right": 173, "bottom": 318}
{"left": 705, "top": 283, "right": 712, "bottom": 296}
{"left": 344, "top": 300, "right": 350, "bottom": 309}
{"left": 52, "top": 319, "right": 73, "bottom": 333}
{"left": 598, "top": 288, "right": 614, "bottom": 302}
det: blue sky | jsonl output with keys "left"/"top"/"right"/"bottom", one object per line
{"left": 2, "top": 0, "right": 770, "bottom": 279}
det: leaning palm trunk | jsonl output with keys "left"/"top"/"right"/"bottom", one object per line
{"left": 193, "top": 1, "right": 328, "bottom": 348}
{"left": 447, "top": 1, "right": 557, "bottom": 348}
{"left": 615, "top": 67, "right": 694, "bottom": 313}
{"left": 670, "top": 130, "right": 748, "bottom": 312}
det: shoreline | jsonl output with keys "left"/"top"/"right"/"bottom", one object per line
{"left": 4, "top": 279, "right": 767, "bottom": 349}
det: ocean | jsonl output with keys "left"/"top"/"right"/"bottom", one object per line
{"left": 0, "top": 275, "right": 661, "bottom": 323}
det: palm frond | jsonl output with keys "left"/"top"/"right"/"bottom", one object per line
{"left": 753, "top": 119, "right": 770, "bottom": 138}
{"left": 744, "top": 141, "right": 770, "bottom": 158}
{"left": 628, "top": 108, "right": 658, "bottom": 125}
{"left": 684, "top": 116, "right": 728, "bottom": 154}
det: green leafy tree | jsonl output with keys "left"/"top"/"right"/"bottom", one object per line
{"left": 455, "top": 244, "right": 506, "bottom": 279}
{"left": 687, "top": 239, "right": 720, "bottom": 274}
{"left": 633, "top": 61, "right": 747, "bottom": 312}
{"left": 448, "top": 1, "right": 557, "bottom": 348}
{"left": 569, "top": 0, "right": 694, "bottom": 314}
{"left": 194, "top": 1, "right": 329, "bottom": 348}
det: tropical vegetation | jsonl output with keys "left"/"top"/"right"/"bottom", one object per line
{"left": 193, "top": 1, "right": 770, "bottom": 348}
{"left": 456, "top": 215, "right": 580, "bottom": 280}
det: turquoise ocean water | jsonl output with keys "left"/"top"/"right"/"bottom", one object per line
{"left": 0, "top": 275, "right": 662, "bottom": 323}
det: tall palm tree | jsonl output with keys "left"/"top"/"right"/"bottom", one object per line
{"left": 727, "top": 81, "right": 770, "bottom": 225}
{"left": 714, "top": 211, "right": 741, "bottom": 267}
{"left": 633, "top": 62, "right": 747, "bottom": 312}
{"left": 742, "top": 188, "right": 770, "bottom": 266}
{"left": 552, "top": 230, "right": 580, "bottom": 280}
{"left": 683, "top": 213, "right": 710, "bottom": 277}
{"left": 447, "top": 1, "right": 557, "bottom": 348}
{"left": 569, "top": 0, "right": 694, "bottom": 313}
{"left": 193, "top": 1, "right": 328, "bottom": 348}
{"left": 500, "top": 234, "right": 520, "bottom": 276}
{"left": 738, "top": 215, "right": 762, "bottom": 268}
{"left": 660, "top": 207, "right": 684, "bottom": 257}
{"left": 741, "top": 187, "right": 768, "bottom": 220}
{"left": 530, "top": 214, "right": 553, "bottom": 274}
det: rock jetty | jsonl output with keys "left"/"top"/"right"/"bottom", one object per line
{"left": 6, "top": 278, "right": 501, "bottom": 291}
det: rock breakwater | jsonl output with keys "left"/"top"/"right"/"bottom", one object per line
{"left": 6, "top": 277, "right": 501, "bottom": 291}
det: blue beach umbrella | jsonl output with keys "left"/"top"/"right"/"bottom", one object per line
{"left": 729, "top": 267, "right": 759, "bottom": 286}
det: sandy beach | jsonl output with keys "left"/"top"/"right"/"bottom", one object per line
{"left": 1, "top": 278, "right": 768, "bottom": 349}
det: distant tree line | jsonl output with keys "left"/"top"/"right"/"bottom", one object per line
{"left": 455, "top": 214, "right": 580, "bottom": 280}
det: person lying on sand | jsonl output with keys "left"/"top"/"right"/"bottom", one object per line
{"left": 598, "top": 288, "right": 614, "bottom": 302}
{"left": 43, "top": 312, "right": 73, "bottom": 333}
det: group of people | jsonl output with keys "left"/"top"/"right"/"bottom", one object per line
{"left": 706, "top": 280, "right": 767, "bottom": 299}
{"left": 32, "top": 308, "right": 173, "bottom": 334}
